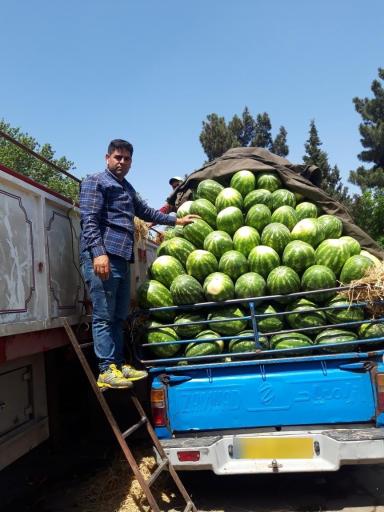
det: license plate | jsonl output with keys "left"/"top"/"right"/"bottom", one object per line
{"left": 233, "top": 436, "right": 314, "bottom": 459}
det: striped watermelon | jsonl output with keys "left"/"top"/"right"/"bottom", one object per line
{"left": 215, "top": 187, "right": 243, "bottom": 212}
{"left": 157, "top": 237, "right": 196, "bottom": 266}
{"left": 186, "top": 250, "right": 218, "bottom": 282}
{"left": 208, "top": 306, "right": 247, "bottom": 335}
{"left": 216, "top": 206, "right": 244, "bottom": 236}
{"left": 295, "top": 202, "right": 319, "bottom": 220}
{"left": 235, "top": 272, "right": 266, "bottom": 299}
{"left": 185, "top": 330, "right": 224, "bottom": 357}
{"left": 248, "top": 245, "right": 280, "bottom": 278}
{"left": 325, "top": 295, "right": 365, "bottom": 324}
{"left": 196, "top": 179, "right": 224, "bottom": 204}
{"left": 315, "top": 238, "right": 351, "bottom": 276}
{"left": 271, "top": 205, "right": 298, "bottom": 230}
{"left": 170, "top": 274, "right": 205, "bottom": 305}
{"left": 219, "top": 250, "right": 249, "bottom": 281}
{"left": 233, "top": 226, "right": 260, "bottom": 257}
{"left": 183, "top": 218, "right": 213, "bottom": 248}
{"left": 176, "top": 200, "right": 194, "bottom": 218}
{"left": 203, "top": 272, "right": 235, "bottom": 302}
{"left": 256, "top": 303, "right": 284, "bottom": 333}
{"left": 267, "top": 266, "right": 301, "bottom": 296}
{"left": 301, "top": 265, "right": 337, "bottom": 303}
{"left": 338, "top": 236, "right": 360, "bottom": 256}
{"left": 243, "top": 189, "right": 272, "bottom": 211}
{"left": 270, "top": 189, "right": 296, "bottom": 210}
{"left": 360, "top": 250, "right": 381, "bottom": 266}
{"left": 230, "top": 170, "right": 256, "bottom": 197}
{"left": 270, "top": 331, "right": 313, "bottom": 349}
{"left": 358, "top": 322, "right": 384, "bottom": 339}
{"left": 315, "top": 328, "right": 358, "bottom": 352}
{"left": 245, "top": 204, "right": 272, "bottom": 232}
{"left": 255, "top": 171, "right": 282, "bottom": 192}
{"left": 229, "top": 330, "right": 268, "bottom": 352}
{"left": 190, "top": 198, "right": 217, "bottom": 228}
{"left": 150, "top": 255, "right": 185, "bottom": 288}
{"left": 204, "top": 230, "right": 233, "bottom": 258}
{"left": 291, "top": 218, "right": 323, "bottom": 247}
{"left": 261, "top": 222, "right": 291, "bottom": 255}
{"left": 174, "top": 313, "right": 206, "bottom": 338}
{"left": 147, "top": 321, "right": 180, "bottom": 357}
{"left": 287, "top": 298, "right": 327, "bottom": 330}
{"left": 339, "top": 255, "right": 374, "bottom": 284}
{"left": 317, "top": 215, "right": 343, "bottom": 239}
{"left": 282, "top": 240, "right": 316, "bottom": 274}
{"left": 137, "top": 280, "right": 174, "bottom": 321}
{"left": 164, "top": 225, "right": 184, "bottom": 240}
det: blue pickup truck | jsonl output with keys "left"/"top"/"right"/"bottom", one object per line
{"left": 136, "top": 286, "right": 384, "bottom": 475}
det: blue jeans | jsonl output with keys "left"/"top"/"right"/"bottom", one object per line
{"left": 81, "top": 252, "right": 131, "bottom": 372}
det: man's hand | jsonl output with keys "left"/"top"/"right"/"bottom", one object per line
{"left": 93, "top": 254, "right": 110, "bottom": 280}
{"left": 175, "top": 214, "right": 200, "bottom": 226}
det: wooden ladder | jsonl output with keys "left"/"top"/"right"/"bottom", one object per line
{"left": 63, "top": 320, "right": 197, "bottom": 512}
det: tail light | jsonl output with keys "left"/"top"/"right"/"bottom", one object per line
{"left": 376, "top": 373, "right": 384, "bottom": 413}
{"left": 177, "top": 451, "right": 201, "bottom": 462}
{"left": 151, "top": 387, "right": 167, "bottom": 427}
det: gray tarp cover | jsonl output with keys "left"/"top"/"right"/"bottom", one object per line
{"left": 169, "top": 147, "right": 383, "bottom": 259}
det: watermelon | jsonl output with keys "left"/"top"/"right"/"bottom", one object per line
{"left": 229, "top": 330, "right": 268, "bottom": 352}
{"left": 267, "top": 266, "right": 301, "bottom": 296}
{"left": 147, "top": 321, "right": 180, "bottom": 358}
{"left": 215, "top": 187, "right": 243, "bottom": 212}
{"left": 243, "top": 189, "right": 272, "bottom": 211}
{"left": 203, "top": 272, "right": 235, "bottom": 302}
{"left": 287, "top": 298, "right": 327, "bottom": 330}
{"left": 294, "top": 192, "right": 305, "bottom": 203}
{"left": 208, "top": 306, "right": 247, "bottom": 335}
{"left": 176, "top": 201, "right": 194, "bottom": 218}
{"left": 317, "top": 215, "right": 343, "bottom": 239}
{"left": 315, "top": 328, "right": 358, "bottom": 352}
{"left": 245, "top": 204, "right": 272, "bottom": 232}
{"left": 301, "top": 265, "right": 337, "bottom": 303}
{"left": 196, "top": 179, "right": 224, "bottom": 204}
{"left": 219, "top": 250, "right": 249, "bottom": 281}
{"left": 186, "top": 250, "right": 218, "bottom": 282}
{"left": 230, "top": 170, "right": 256, "bottom": 197}
{"left": 174, "top": 313, "right": 206, "bottom": 338}
{"left": 185, "top": 330, "right": 224, "bottom": 357}
{"left": 270, "top": 189, "right": 296, "bottom": 210}
{"left": 137, "top": 280, "right": 174, "bottom": 316}
{"left": 255, "top": 171, "right": 281, "bottom": 192}
{"left": 256, "top": 304, "right": 284, "bottom": 333}
{"left": 164, "top": 225, "right": 184, "bottom": 240}
{"left": 270, "top": 331, "right": 313, "bottom": 349}
{"left": 338, "top": 237, "right": 360, "bottom": 257}
{"left": 157, "top": 237, "right": 196, "bottom": 267}
{"left": 358, "top": 322, "right": 384, "bottom": 339}
{"left": 170, "top": 274, "right": 205, "bottom": 305}
{"left": 248, "top": 245, "right": 280, "bottom": 278}
{"left": 315, "top": 238, "right": 351, "bottom": 276}
{"left": 291, "top": 218, "right": 323, "bottom": 247}
{"left": 235, "top": 272, "right": 266, "bottom": 299}
{"left": 295, "top": 202, "right": 319, "bottom": 220}
{"left": 190, "top": 198, "right": 217, "bottom": 228}
{"left": 271, "top": 206, "right": 298, "bottom": 230}
{"left": 216, "top": 206, "right": 244, "bottom": 236}
{"left": 339, "top": 255, "right": 374, "bottom": 284}
{"left": 360, "top": 249, "right": 381, "bottom": 266}
{"left": 261, "top": 222, "right": 291, "bottom": 255}
{"left": 233, "top": 226, "right": 260, "bottom": 257}
{"left": 282, "top": 240, "right": 316, "bottom": 274}
{"left": 150, "top": 255, "right": 185, "bottom": 288}
{"left": 183, "top": 218, "right": 213, "bottom": 248}
{"left": 204, "top": 230, "right": 234, "bottom": 258}
{"left": 325, "top": 295, "right": 365, "bottom": 324}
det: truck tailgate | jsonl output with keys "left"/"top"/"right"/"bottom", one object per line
{"left": 162, "top": 358, "right": 376, "bottom": 432}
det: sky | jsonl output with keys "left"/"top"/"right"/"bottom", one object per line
{"left": 1, "top": 0, "right": 383, "bottom": 206}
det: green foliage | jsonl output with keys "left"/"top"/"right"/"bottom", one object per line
{"left": 199, "top": 107, "right": 289, "bottom": 161}
{"left": 0, "top": 120, "right": 79, "bottom": 201}
{"left": 349, "top": 68, "right": 384, "bottom": 190}
{"left": 350, "top": 188, "right": 384, "bottom": 248}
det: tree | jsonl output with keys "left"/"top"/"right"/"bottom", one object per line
{"left": 199, "top": 107, "right": 289, "bottom": 161}
{"left": 349, "top": 68, "right": 384, "bottom": 190}
{"left": 0, "top": 120, "right": 78, "bottom": 201}
{"left": 303, "top": 120, "right": 350, "bottom": 205}
{"left": 351, "top": 189, "right": 384, "bottom": 248}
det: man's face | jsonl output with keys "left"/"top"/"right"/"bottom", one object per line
{"left": 106, "top": 149, "right": 132, "bottom": 180}
{"left": 171, "top": 180, "right": 182, "bottom": 190}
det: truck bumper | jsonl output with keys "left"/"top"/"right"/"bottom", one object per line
{"left": 160, "top": 428, "right": 384, "bottom": 474}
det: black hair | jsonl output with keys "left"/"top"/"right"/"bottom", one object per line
{"left": 107, "top": 139, "right": 134, "bottom": 156}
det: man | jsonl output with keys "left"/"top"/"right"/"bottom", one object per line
{"left": 80, "top": 140, "right": 198, "bottom": 389}
{"left": 147, "top": 176, "right": 184, "bottom": 229}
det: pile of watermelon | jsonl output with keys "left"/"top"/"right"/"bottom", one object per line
{"left": 137, "top": 170, "right": 383, "bottom": 362}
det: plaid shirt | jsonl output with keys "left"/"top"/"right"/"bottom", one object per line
{"left": 80, "top": 169, "right": 176, "bottom": 261}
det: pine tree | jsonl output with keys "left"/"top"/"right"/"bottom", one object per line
{"left": 199, "top": 113, "right": 238, "bottom": 161}
{"left": 272, "top": 126, "right": 289, "bottom": 157}
{"left": 252, "top": 113, "right": 273, "bottom": 149}
{"left": 349, "top": 68, "right": 384, "bottom": 189}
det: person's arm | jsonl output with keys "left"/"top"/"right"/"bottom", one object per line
{"left": 133, "top": 192, "right": 178, "bottom": 226}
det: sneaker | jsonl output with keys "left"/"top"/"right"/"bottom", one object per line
{"left": 121, "top": 364, "right": 148, "bottom": 382}
{"left": 97, "top": 364, "right": 133, "bottom": 389}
